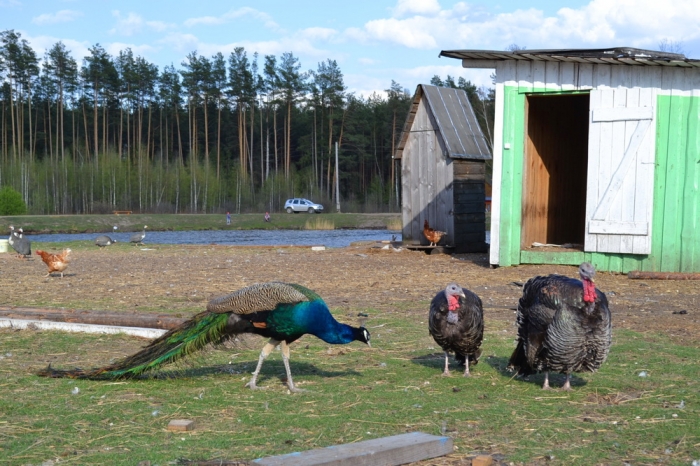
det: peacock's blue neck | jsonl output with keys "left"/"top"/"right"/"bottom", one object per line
{"left": 285, "top": 300, "right": 359, "bottom": 344}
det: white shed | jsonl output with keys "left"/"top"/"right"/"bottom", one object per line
{"left": 440, "top": 47, "right": 700, "bottom": 272}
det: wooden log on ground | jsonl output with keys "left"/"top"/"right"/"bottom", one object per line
{"left": 0, "top": 318, "right": 167, "bottom": 338}
{"left": 253, "top": 432, "right": 453, "bottom": 466}
{"left": 0, "top": 306, "right": 186, "bottom": 329}
{"left": 627, "top": 271, "right": 700, "bottom": 280}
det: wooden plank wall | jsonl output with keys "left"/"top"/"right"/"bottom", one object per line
{"left": 401, "top": 99, "right": 454, "bottom": 243}
{"left": 492, "top": 61, "right": 700, "bottom": 272}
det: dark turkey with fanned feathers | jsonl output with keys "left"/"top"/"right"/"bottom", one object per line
{"left": 429, "top": 283, "right": 484, "bottom": 376}
{"left": 37, "top": 282, "right": 370, "bottom": 392}
{"left": 508, "top": 263, "right": 612, "bottom": 390}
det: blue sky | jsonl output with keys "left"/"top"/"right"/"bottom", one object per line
{"left": 2, "top": 0, "right": 698, "bottom": 97}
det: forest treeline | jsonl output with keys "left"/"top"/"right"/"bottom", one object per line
{"left": 0, "top": 29, "right": 494, "bottom": 214}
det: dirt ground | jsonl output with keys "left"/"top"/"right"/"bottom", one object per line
{"left": 2, "top": 242, "right": 699, "bottom": 465}
{"left": 1, "top": 242, "right": 698, "bottom": 345}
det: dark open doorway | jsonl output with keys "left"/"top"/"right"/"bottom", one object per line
{"left": 521, "top": 93, "right": 590, "bottom": 248}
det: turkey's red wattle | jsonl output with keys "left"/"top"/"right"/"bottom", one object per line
{"left": 447, "top": 295, "right": 460, "bottom": 311}
{"left": 582, "top": 279, "right": 597, "bottom": 303}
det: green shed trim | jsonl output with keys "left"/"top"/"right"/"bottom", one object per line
{"left": 496, "top": 87, "right": 700, "bottom": 272}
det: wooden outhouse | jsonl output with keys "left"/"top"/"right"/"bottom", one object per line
{"left": 440, "top": 47, "right": 700, "bottom": 272}
{"left": 395, "top": 84, "right": 491, "bottom": 253}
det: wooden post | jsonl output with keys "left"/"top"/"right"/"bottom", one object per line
{"left": 335, "top": 141, "right": 341, "bottom": 213}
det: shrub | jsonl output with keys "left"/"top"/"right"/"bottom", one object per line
{"left": 0, "top": 186, "right": 27, "bottom": 215}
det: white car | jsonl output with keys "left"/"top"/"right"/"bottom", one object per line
{"left": 284, "top": 198, "right": 324, "bottom": 214}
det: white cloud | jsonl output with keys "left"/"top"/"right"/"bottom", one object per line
{"left": 392, "top": 0, "right": 441, "bottom": 18}
{"left": 109, "top": 10, "right": 174, "bottom": 37}
{"left": 159, "top": 30, "right": 337, "bottom": 68}
{"left": 20, "top": 33, "right": 90, "bottom": 62}
{"left": 358, "top": 57, "right": 379, "bottom": 65}
{"left": 299, "top": 27, "right": 337, "bottom": 41}
{"left": 31, "top": 10, "right": 82, "bottom": 25}
{"left": 159, "top": 33, "right": 201, "bottom": 56}
{"left": 363, "top": 17, "right": 439, "bottom": 49}
{"left": 344, "top": 63, "right": 493, "bottom": 99}
{"left": 105, "top": 42, "right": 159, "bottom": 60}
{"left": 184, "top": 7, "right": 280, "bottom": 31}
{"left": 344, "top": 73, "right": 391, "bottom": 99}
{"left": 352, "top": 0, "right": 700, "bottom": 55}
{"left": 403, "top": 64, "right": 494, "bottom": 89}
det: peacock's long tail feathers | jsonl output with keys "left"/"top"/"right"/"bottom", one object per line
{"left": 37, "top": 310, "right": 231, "bottom": 380}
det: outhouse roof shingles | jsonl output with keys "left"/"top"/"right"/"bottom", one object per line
{"left": 395, "top": 84, "right": 491, "bottom": 161}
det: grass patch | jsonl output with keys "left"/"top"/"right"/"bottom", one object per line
{"left": 1, "top": 316, "right": 698, "bottom": 465}
{"left": 385, "top": 217, "right": 402, "bottom": 231}
{"left": 304, "top": 217, "right": 335, "bottom": 230}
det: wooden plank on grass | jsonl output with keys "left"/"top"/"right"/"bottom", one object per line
{"left": 253, "top": 432, "right": 453, "bottom": 466}
{"left": 0, "top": 306, "right": 186, "bottom": 329}
{"left": 167, "top": 419, "right": 195, "bottom": 431}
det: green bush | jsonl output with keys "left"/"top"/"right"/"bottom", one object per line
{"left": 0, "top": 186, "right": 27, "bottom": 215}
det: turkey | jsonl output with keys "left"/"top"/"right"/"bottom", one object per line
{"left": 130, "top": 225, "right": 147, "bottom": 245}
{"left": 507, "top": 263, "right": 612, "bottom": 390}
{"left": 429, "top": 283, "right": 484, "bottom": 376}
{"left": 95, "top": 226, "right": 118, "bottom": 247}
{"left": 8, "top": 226, "right": 31, "bottom": 259}
{"left": 38, "top": 282, "right": 371, "bottom": 392}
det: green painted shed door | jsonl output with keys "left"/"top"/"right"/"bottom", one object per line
{"left": 584, "top": 88, "right": 656, "bottom": 255}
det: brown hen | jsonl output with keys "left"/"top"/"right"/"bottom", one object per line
{"left": 36, "top": 248, "right": 71, "bottom": 278}
{"left": 423, "top": 220, "right": 446, "bottom": 246}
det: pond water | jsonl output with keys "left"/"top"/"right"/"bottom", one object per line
{"left": 26, "top": 229, "right": 402, "bottom": 249}
{"left": 25, "top": 229, "right": 491, "bottom": 248}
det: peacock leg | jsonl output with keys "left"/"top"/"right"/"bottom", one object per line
{"left": 463, "top": 358, "right": 471, "bottom": 377}
{"left": 246, "top": 339, "right": 280, "bottom": 390}
{"left": 542, "top": 371, "right": 551, "bottom": 390}
{"left": 442, "top": 351, "right": 451, "bottom": 376}
{"left": 280, "top": 341, "right": 304, "bottom": 392}
{"left": 562, "top": 373, "right": 572, "bottom": 391}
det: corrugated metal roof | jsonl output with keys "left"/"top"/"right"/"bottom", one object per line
{"left": 439, "top": 47, "right": 700, "bottom": 68}
{"left": 395, "top": 84, "right": 491, "bottom": 160}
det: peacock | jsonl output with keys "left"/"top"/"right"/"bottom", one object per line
{"left": 428, "top": 283, "right": 484, "bottom": 376}
{"left": 507, "top": 263, "right": 612, "bottom": 390}
{"left": 37, "top": 282, "right": 371, "bottom": 392}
